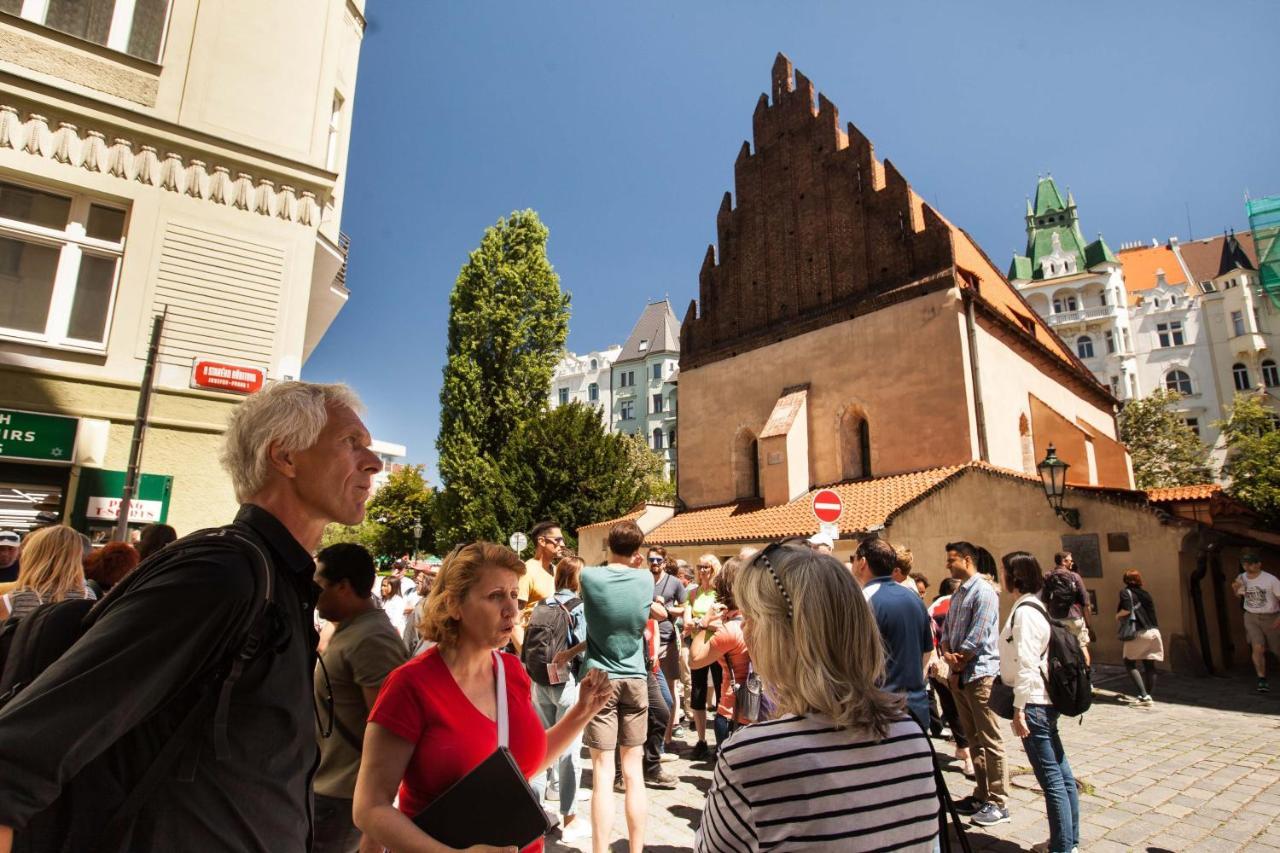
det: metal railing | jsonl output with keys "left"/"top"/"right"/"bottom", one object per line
{"left": 335, "top": 231, "right": 351, "bottom": 288}
{"left": 1046, "top": 305, "right": 1117, "bottom": 326}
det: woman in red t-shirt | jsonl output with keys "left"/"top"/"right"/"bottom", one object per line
{"left": 353, "top": 542, "right": 610, "bottom": 853}
{"left": 688, "top": 558, "right": 753, "bottom": 751}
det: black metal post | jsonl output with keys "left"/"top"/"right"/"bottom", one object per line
{"left": 115, "top": 308, "right": 166, "bottom": 542}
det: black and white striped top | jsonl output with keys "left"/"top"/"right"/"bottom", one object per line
{"left": 695, "top": 714, "right": 938, "bottom": 852}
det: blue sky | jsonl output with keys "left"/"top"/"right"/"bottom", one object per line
{"left": 304, "top": 1, "right": 1280, "bottom": 478}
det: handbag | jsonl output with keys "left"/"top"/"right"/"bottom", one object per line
{"left": 726, "top": 651, "right": 763, "bottom": 725}
{"left": 988, "top": 678, "right": 1016, "bottom": 721}
{"left": 412, "top": 652, "right": 550, "bottom": 849}
{"left": 1117, "top": 590, "right": 1139, "bottom": 642}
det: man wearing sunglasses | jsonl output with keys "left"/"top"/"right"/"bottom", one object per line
{"left": 512, "top": 521, "right": 565, "bottom": 653}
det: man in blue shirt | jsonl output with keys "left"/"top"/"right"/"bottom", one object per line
{"left": 855, "top": 537, "right": 933, "bottom": 729}
{"left": 940, "top": 540, "right": 1009, "bottom": 827}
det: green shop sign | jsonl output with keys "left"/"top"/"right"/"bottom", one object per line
{"left": 71, "top": 468, "right": 173, "bottom": 532}
{"left": 0, "top": 408, "right": 78, "bottom": 464}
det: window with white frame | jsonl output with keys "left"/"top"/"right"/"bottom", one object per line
{"left": 1156, "top": 321, "right": 1184, "bottom": 348}
{"left": 652, "top": 393, "right": 663, "bottom": 414}
{"left": 1184, "top": 417, "right": 1200, "bottom": 438}
{"left": 1262, "top": 359, "right": 1279, "bottom": 389}
{"left": 9, "top": 0, "right": 171, "bottom": 62}
{"left": 652, "top": 428, "right": 663, "bottom": 450}
{"left": 0, "top": 180, "right": 126, "bottom": 349}
{"left": 325, "top": 92, "right": 344, "bottom": 172}
{"left": 652, "top": 362, "right": 662, "bottom": 381}
{"left": 1104, "top": 330, "right": 1115, "bottom": 354}
{"left": 1231, "top": 310, "right": 1246, "bottom": 337}
{"left": 1076, "top": 335, "right": 1094, "bottom": 359}
{"left": 557, "top": 387, "right": 569, "bottom": 405}
{"left": 1165, "top": 370, "right": 1193, "bottom": 396}
{"left": 620, "top": 400, "right": 634, "bottom": 420}
{"left": 1232, "top": 362, "right": 1251, "bottom": 391}
{"left": 588, "top": 382, "right": 599, "bottom": 402}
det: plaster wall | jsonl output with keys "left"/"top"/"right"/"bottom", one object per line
{"left": 677, "top": 288, "right": 974, "bottom": 509}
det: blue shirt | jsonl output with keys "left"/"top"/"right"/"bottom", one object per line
{"left": 942, "top": 574, "right": 1001, "bottom": 684}
{"left": 864, "top": 577, "right": 933, "bottom": 698}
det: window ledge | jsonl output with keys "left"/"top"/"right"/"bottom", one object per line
{"left": 0, "top": 332, "right": 106, "bottom": 356}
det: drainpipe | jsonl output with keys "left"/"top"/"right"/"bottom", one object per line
{"left": 1188, "top": 543, "right": 1215, "bottom": 674}
{"left": 963, "top": 293, "right": 990, "bottom": 462}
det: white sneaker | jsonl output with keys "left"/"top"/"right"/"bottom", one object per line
{"left": 560, "top": 817, "right": 591, "bottom": 843}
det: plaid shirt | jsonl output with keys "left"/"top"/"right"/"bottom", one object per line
{"left": 942, "top": 574, "right": 1000, "bottom": 683}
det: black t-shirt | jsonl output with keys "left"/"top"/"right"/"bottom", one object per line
{"left": 0, "top": 560, "right": 17, "bottom": 584}
{"left": 1118, "top": 586, "right": 1158, "bottom": 630}
{"left": 653, "top": 573, "right": 687, "bottom": 646}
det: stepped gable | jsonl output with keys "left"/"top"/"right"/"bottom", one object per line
{"left": 680, "top": 54, "right": 956, "bottom": 370}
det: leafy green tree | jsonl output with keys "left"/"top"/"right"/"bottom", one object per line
{"left": 365, "top": 465, "right": 435, "bottom": 558}
{"left": 1118, "top": 389, "right": 1214, "bottom": 489}
{"left": 434, "top": 210, "right": 570, "bottom": 548}
{"left": 1218, "top": 392, "right": 1280, "bottom": 527}
{"left": 499, "top": 402, "right": 672, "bottom": 542}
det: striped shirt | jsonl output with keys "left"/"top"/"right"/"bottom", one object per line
{"left": 695, "top": 714, "right": 938, "bottom": 852}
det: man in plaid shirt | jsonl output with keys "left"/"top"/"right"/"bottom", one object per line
{"left": 940, "top": 540, "right": 1009, "bottom": 827}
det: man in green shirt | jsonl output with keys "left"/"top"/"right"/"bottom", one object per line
{"left": 313, "top": 544, "right": 408, "bottom": 853}
{"left": 578, "top": 520, "right": 661, "bottom": 853}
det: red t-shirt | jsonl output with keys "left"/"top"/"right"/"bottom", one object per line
{"left": 368, "top": 647, "right": 548, "bottom": 851}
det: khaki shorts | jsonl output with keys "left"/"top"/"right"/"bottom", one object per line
{"left": 583, "top": 677, "right": 648, "bottom": 751}
{"left": 1244, "top": 611, "right": 1280, "bottom": 654}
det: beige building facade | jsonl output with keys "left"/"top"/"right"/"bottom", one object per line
{"left": 0, "top": 0, "right": 366, "bottom": 536}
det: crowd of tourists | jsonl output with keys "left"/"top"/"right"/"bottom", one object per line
{"left": 0, "top": 379, "right": 1276, "bottom": 853}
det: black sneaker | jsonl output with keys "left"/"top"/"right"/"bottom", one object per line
{"left": 690, "top": 740, "right": 710, "bottom": 760}
{"left": 952, "top": 795, "right": 982, "bottom": 816}
{"left": 1258, "top": 678, "right": 1270, "bottom": 694}
{"left": 644, "top": 768, "right": 678, "bottom": 789}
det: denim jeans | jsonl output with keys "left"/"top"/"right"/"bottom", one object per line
{"left": 531, "top": 678, "right": 580, "bottom": 817}
{"left": 1021, "top": 704, "right": 1079, "bottom": 853}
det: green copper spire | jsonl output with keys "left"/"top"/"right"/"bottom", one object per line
{"left": 1011, "top": 174, "right": 1102, "bottom": 281}
{"left": 1033, "top": 176, "right": 1067, "bottom": 216}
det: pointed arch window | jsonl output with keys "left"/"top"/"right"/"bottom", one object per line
{"left": 839, "top": 408, "right": 872, "bottom": 480}
{"left": 734, "top": 430, "right": 760, "bottom": 499}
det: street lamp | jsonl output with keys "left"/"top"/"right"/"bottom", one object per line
{"left": 1037, "top": 444, "right": 1080, "bottom": 529}
{"left": 412, "top": 518, "right": 423, "bottom": 562}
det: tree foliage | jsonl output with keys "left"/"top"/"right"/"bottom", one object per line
{"left": 321, "top": 465, "right": 435, "bottom": 559}
{"left": 1218, "top": 392, "right": 1280, "bottom": 528}
{"left": 434, "top": 210, "right": 570, "bottom": 547}
{"left": 499, "top": 402, "right": 672, "bottom": 543}
{"left": 1118, "top": 389, "right": 1214, "bottom": 489}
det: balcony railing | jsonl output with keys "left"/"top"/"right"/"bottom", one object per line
{"left": 1046, "top": 305, "right": 1116, "bottom": 326}
{"left": 335, "top": 231, "right": 351, "bottom": 289}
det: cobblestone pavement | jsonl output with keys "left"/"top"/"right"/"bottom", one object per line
{"left": 545, "top": 666, "right": 1280, "bottom": 852}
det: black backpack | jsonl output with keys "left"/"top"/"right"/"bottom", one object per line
{"left": 521, "top": 596, "right": 580, "bottom": 687}
{"left": 0, "top": 525, "right": 274, "bottom": 853}
{"left": 1011, "top": 600, "right": 1092, "bottom": 718}
{"left": 1041, "top": 571, "right": 1080, "bottom": 621}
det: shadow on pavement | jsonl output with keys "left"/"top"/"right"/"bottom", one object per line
{"left": 609, "top": 843, "right": 691, "bottom": 853}
{"left": 667, "top": 803, "right": 702, "bottom": 831}
{"left": 957, "top": 828, "right": 1031, "bottom": 852}
{"left": 1091, "top": 663, "right": 1279, "bottom": 718}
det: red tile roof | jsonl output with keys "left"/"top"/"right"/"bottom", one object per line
{"left": 647, "top": 465, "right": 974, "bottom": 546}
{"left": 576, "top": 506, "right": 646, "bottom": 532}
{"left": 1118, "top": 244, "right": 1187, "bottom": 305}
{"left": 1146, "top": 484, "right": 1221, "bottom": 503}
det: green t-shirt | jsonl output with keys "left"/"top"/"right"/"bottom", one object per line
{"left": 580, "top": 564, "right": 653, "bottom": 680}
{"left": 690, "top": 587, "right": 719, "bottom": 620}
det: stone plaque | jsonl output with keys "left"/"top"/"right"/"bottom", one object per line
{"left": 1107, "top": 533, "right": 1131, "bottom": 552}
{"left": 1061, "top": 533, "right": 1103, "bottom": 578}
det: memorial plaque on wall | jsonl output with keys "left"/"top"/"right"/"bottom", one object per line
{"left": 1061, "top": 533, "right": 1103, "bottom": 578}
{"left": 1107, "top": 533, "right": 1130, "bottom": 552}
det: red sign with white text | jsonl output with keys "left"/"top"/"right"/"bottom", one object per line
{"left": 192, "top": 359, "right": 265, "bottom": 394}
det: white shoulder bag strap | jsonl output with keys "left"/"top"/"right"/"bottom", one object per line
{"left": 492, "top": 650, "right": 509, "bottom": 749}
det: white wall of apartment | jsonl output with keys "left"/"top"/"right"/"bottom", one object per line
{"left": 1130, "top": 281, "right": 1219, "bottom": 449}
{"left": 613, "top": 353, "right": 678, "bottom": 476}
{"left": 550, "top": 346, "right": 620, "bottom": 428}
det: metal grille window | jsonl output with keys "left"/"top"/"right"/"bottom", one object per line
{"left": 0, "top": 180, "right": 126, "bottom": 350}
{"left": 11, "top": 0, "right": 172, "bottom": 62}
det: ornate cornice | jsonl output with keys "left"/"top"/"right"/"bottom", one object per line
{"left": 0, "top": 103, "right": 324, "bottom": 225}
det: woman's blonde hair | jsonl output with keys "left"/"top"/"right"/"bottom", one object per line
{"left": 735, "top": 544, "right": 904, "bottom": 737}
{"left": 418, "top": 542, "right": 524, "bottom": 648}
{"left": 553, "top": 554, "right": 585, "bottom": 592}
{"left": 16, "top": 526, "right": 88, "bottom": 603}
{"left": 695, "top": 554, "right": 721, "bottom": 579}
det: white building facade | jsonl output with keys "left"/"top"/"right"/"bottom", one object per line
{"left": 1008, "top": 177, "right": 1139, "bottom": 402}
{"left": 612, "top": 300, "right": 679, "bottom": 479}
{"left": 549, "top": 345, "right": 621, "bottom": 428}
{"left": 0, "top": 0, "right": 366, "bottom": 534}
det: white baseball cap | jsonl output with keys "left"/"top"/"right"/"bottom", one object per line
{"left": 0, "top": 530, "right": 19, "bottom": 546}
{"left": 807, "top": 531, "right": 834, "bottom": 549}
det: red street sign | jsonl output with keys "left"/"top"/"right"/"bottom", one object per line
{"left": 812, "top": 489, "right": 843, "bottom": 524}
{"left": 191, "top": 359, "right": 265, "bottom": 394}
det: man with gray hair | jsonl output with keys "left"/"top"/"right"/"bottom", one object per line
{"left": 0, "top": 381, "right": 382, "bottom": 853}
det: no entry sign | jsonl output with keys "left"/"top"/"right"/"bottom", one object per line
{"left": 812, "top": 489, "right": 843, "bottom": 524}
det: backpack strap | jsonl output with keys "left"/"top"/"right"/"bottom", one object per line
{"left": 90, "top": 525, "right": 274, "bottom": 853}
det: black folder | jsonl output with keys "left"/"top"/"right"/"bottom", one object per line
{"left": 412, "top": 746, "right": 551, "bottom": 849}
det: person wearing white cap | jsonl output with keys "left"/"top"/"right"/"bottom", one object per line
{"left": 0, "top": 531, "right": 19, "bottom": 584}
{"left": 806, "top": 532, "right": 834, "bottom": 555}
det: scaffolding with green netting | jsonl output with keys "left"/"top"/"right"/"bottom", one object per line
{"left": 1247, "top": 194, "right": 1280, "bottom": 308}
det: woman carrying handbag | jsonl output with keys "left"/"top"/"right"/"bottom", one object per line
{"left": 1116, "top": 570, "right": 1162, "bottom": 706}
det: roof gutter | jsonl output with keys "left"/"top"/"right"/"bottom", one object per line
{"left": 963, "top": 290, "right": 990, "bottom": 463}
